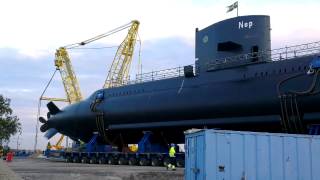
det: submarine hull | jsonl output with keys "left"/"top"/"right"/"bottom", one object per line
{"left": 41, "top": 15, "right": 320, "bottom": 144}
{"left": 46, "top": 55, "right": 320, "bottom": 144}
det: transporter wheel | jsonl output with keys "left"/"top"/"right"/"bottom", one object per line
{"left": 107, "top": 156, "right": 117, "bottom": 165}
{"left": 176, "top": 157, "right": 185, "bottom": 167}
{"left": 81, "top": 157, "right": 89, "bottom": 164}
{"left": 139, "top": 157, "right": 150, "bottom": 166}
{"left": 89, "top": 157, "right": 97, "bottom": 164}
{"left": 118, "top": 157, "right": 128, "bottom": 165}
{"left": 72, "top": 156, "right": 80, "bottom": 163}
{"left": 163, "top": 157, "right": 170, "bottom": 167}
{"left": 151, "top": 157, "right": 161, "bottom": 166}
{"left": 65, "top": 156, "right": 72, "bottom": 163}
{"left": 128, "top": 157, "right": 137, "bottom": 165}
{"left": 98, "top": 157, "right": 106, "bottom": 164}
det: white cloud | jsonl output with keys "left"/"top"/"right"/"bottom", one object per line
{"left": 1, "top": 0, "right": 319, "bottom": 56}
{"left": 18, "top": 49, "right": 51, "bottom": 59}
{"left": 0, "top": 88, "right": 34, "bottom": 93}
{"left": 1, "top": 0, "right": 319, "bottom": 57}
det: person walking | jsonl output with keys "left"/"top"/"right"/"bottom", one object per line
{"left": 167, "top": 143, "right": 176, "bottom": 170}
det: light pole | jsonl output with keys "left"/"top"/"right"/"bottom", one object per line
{"left": 16, "top": 133, "right": 21, "bottom": 150}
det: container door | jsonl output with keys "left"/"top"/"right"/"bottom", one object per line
{"left": 185, "top": 137, "right": 193, "bottom": 180}
{"left": 216, "top": 133, "right": 229, "bottom": 180}
{"left": 186, "top": 134, "right": 205, "bottom": 180}
{"left": 195, "top": 135, "right": 204, "bottom": 180}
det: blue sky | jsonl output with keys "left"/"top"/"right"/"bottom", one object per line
{"left": 0, "top": 0, "right": 319, "bottom": 149}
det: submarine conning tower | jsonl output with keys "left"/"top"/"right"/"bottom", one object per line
{"left": 195, "top": 15, "right": 271, "bottom": 73}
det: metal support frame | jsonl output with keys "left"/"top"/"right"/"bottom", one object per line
{"left": 137, "top": 131, "right": 167, "bottom": 153}
{"left": 309, "top": 124, "right": 320, "bottom": 135}
{"left": 86, "top": 134, "right": 99, "bottom": 153}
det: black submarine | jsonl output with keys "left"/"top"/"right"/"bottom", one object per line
{"left": 40, "top": 15, "right": 320, "bottom": 146}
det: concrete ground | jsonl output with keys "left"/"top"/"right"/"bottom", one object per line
{"left": 6, "top": 158, "right": 184, "bottom": 180}
{"left": 0, "top": 159, "right": 23, "bottom": 180}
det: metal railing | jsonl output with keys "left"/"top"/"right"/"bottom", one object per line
{"left": 104, "top": 65, "right": 196, "bottom": 87}
{"left": 135, "top": 66, "right": 185, "bottom": 82}
{"left": 271, "top": 41, "right": 320, "bottom": 61}
{"left": 107, "top": 41, "right": 320, "bottom": 87}
{"left": 207, "top": 41, "right": 320, "bottom": 70}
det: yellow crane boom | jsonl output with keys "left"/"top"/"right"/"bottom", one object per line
{"left": 54, "top": 47, "right": 83, "bottom": 103}
{"left": 40, "top": 47, "right": 83, "bottom": 150}
{"left": 104, "top": 20, "right": 140, "bottom": 88}
{"left": 51, "top": 47, "right": 83, "bottom": 150}
{"left": 39, "top": 20, "right": 140, "bottom": 150}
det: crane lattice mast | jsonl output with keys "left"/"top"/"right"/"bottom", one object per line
{"left": 36, "top": 20, "right": 140, "bottom": 150}
{"left": 103, "top": 20, "right": 140, "bottom": 88}
{"left": 54, "top": 47, "right": 83, "bottom": 103}
{"left": 39, "top": 47, "right": 83, "bottom": 150}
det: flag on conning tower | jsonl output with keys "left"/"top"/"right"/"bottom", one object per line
{"left": 226, "top": 1, "right": 238, "bottom": 13}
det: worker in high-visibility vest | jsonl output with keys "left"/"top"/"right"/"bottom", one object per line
{"left": 46, "top": 142, "right": 52, "bottom": 150}
{"left": 167, "top": 143, "right": 176, "bottom": 170}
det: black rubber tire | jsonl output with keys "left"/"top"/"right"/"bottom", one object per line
{"left": 65, "top": 156, "right": 72, "bottom": 163}
{"left": 163, "top": 157, "right": 170, "bottom": 167}
{"left": 89, "top": 157, "right": 97, "bottom": 164}
{"left": 118, "top": 157, "right": 128, "bottom": 165}
{"left": 107, "top": 157, "right": 117, "bottom": 165}
{"left": 176, "top": 157, "right": 185, "bottom": 167}
{"left": 72, "top": 156, "right": 80, "bottom": 163}
{"left": 151, "top": 157, "right": 160, "bottom": 166}
{"left": 139, "top": 157, "right": 150, "bottom": 166}
{"left": 81, "top": 157, "right": 88, "bottom": 164}
{"left": 98, "top": 157, "right": 106, "bottom": 164}
{"left": 128, "top": 157, "right": 137, "bottom": 166}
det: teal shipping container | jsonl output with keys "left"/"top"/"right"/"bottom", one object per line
{"left": 185, "top": 129, "right": 320, "bottom": 180}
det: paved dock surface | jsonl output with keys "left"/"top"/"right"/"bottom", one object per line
{"left": 0, "top": 159, "right": 23, "bottom": 180}
{"left": 7, "top": 158, "right": 184, "bottom": 180}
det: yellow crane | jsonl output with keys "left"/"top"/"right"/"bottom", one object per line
{"left": 54, "top": 47, "right": 83, "bottom": 103}
{"left": 104, "top": 20, "right": 140, "bottom": 88}
{"left": 41, "top": 47, "right": 83, "bottom": 150}
{"left": 37, "top": 20, "right": 140, "bottom": 150}
{"left": 46, "top": 20, "right": 140, "bottom": 103}
{"left": 40, "top": 47, "right": 82, "bottom": 103}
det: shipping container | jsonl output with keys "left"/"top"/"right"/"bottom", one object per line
{"left": 185, "top": 129, "right": 320, "bottom": 180}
